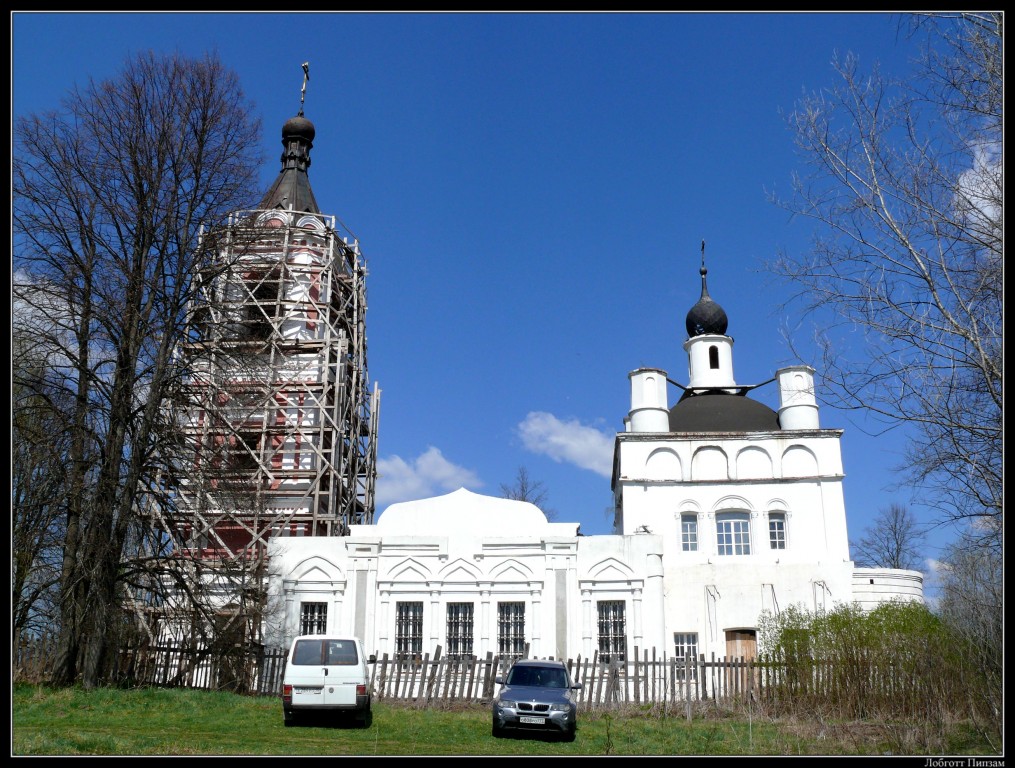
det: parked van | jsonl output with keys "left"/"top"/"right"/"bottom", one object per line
{"left": 282, "top": 635, "right": 373, "bottom": 727}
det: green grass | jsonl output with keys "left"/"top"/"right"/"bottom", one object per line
{"left": 11, "top": 684, "right": 996, "bottom": 756}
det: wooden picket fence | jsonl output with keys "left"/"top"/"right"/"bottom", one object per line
{"left": 15, "top": 634, "right": 968, "bottom": 722}
{"left": 366, "top": 646, "right": 718, "bottom": 710}
{"left": 13, "top": 634, "right": 288, "bottom": 695}
{"left": 14, "top": 634, "right": 777, "bottom": 707}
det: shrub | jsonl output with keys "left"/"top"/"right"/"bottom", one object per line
{"left": 757, "top": 601, "right": 984, "bottom": 727}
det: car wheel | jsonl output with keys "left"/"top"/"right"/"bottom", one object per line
{"left": 284, "top": 711, "right": 298, "bottom": 728}
{"left": 563, "top": 726, "right": 576, "bottom": 742}
{"left": 492, "top": 723, "right": 504, "bottom": 738}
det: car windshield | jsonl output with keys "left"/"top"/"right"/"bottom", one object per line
{"left": 507, "top": 666, "right": 567, "bottom": 688}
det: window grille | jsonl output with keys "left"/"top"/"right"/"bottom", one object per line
{"left": 446, "top": 602, "right": 474, "bottom": 659}
{"left": 497, "top": 602, "right": 526, "bottom": 660}
{"left": 299, "top": 602, "right": 327, "bottom": 635}
{"left": 597, "top": 600, "right": 627, "bottom": 663}
{"left": 395, "top": 601, "right": 424, "bottom": 657}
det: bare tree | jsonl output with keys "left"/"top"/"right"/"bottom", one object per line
{"left": 500, "top": 466, "right": 557, "bottom": 521}
{"left": 934, "top": 524, "right": 1002, "bottom": 746}
{"left": 12, "top": 328, "right": 71, "bottom": 640}
{"left": 769, "top": 13, "right": 1002, "bottom": 538}
{"left": 13, "top": 50, "right": 263, "bottom": 687}
{"left": 851, "top": 503, "right": 926, "bottom": 570}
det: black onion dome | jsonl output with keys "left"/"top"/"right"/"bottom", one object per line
{"left": 685, "top": 265, "right": 728, "bottom": 337}
{"left": 669, "top": 391, "right": 780, "bottom": 432}
{"left": 282, "top": 115, "right": 316, "bottom": 143}
{"left": 257, "top": 114, "right": 320, "bottom": 214}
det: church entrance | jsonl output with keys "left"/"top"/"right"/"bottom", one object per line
{"left": 724, "top": 628, "right": 758, "bottom": 697}
{"left": 725, "top": 628, "right": 757, "bottom": 660}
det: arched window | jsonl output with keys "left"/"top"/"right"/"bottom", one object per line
{"left": 296, "top": 214, "right": 326, "bottom": 232}
{"left": 680, "top": 513, "right": 698, "bottom": 552}
{"left": 709, "top": 345, "right": 720, "bottom": 369}
{"left": 257, "top": 210, "right": 292, "bottom": 228}
{"left": 768, "top": 512, "right": 787, "bottom": 550}
{"left": 715, "top": 512, "right": 751, "bottom": 555}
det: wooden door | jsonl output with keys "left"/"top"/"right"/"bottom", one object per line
{"left": 725, "top": 629, "right": 757, "bottom": 661}
{"left": 725, "top": 629, "right": 758, "bottom": 698}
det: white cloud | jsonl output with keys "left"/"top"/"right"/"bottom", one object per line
{"left": 921, "top": 557, "right": 951, "bottom": 611}
{"left": 924, "top": 558, "right": 949, "bottom": 577}
{"left": 956, "top": 141, "right": 1002, "bottom": 238}
{"left": 12, "top": 271, "right": 84, "bottom": 377}
{"left": 375, "top": 446, "right": 482, "bottom": 508}
{"left": 516, "top": 411, "right": 614, "bottom": 478}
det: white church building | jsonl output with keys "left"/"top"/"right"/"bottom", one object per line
{"left": 265, "top": 259, "right": 923, "bottom": 664}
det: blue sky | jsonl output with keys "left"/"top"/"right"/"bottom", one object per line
{"left": 12, "top": 12, "right": 946, "bottom": 580}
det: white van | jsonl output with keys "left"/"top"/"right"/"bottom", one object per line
{"left": 282, "top": 635, "right": 373, "bottom": 727}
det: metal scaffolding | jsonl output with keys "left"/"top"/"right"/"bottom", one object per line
{"left": 153, "top": 206, "right": 379, "bottom": 648}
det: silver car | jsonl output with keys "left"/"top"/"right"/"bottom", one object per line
{"left": 492, "top": 659, "right": 582, "bottom": 741}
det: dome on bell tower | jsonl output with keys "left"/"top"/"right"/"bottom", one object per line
{"left": 685, "top": 263, "right": 728, "bottom": 338}
{"left": 257, "top": 112, "right": 320, "bottom": 214}
{"left": 282, "top": 114, "right": 316, "bottom": 143}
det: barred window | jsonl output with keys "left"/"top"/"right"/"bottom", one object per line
{"left": 681, "top": 514, "right": 698, "bottom": 552}
{"left": 769, "top": 512, "right": 787, "bottom": 550}
{"left": 395, "top": 601, "right": 424, "bottom": 656}
{"left": 673, "top": 632, "right": 699, "bottom": 681}
{"left": 716, "top": 512, "right": 752, "bottom": 556}
{"left": 497, "top": 602, "right": 526, "bottom": 660}
{"left": 299, "top": 602, "right": 327, "bottom": 635}
{"left": 446, "top": 602, "right": 474, "bottom": 659}
{"left": 597, "top": 600, "right": 627, "bottom": 663}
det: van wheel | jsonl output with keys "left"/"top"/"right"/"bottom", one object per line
{"left": 284, "top": 714, "right": 297, "bottom": 728}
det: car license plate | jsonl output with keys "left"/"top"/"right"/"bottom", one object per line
{"left": 520, "top": 716, "right": 545, "bottom": 724}
{"left": 294, "top": 687, "right": 321, "bottom": 694}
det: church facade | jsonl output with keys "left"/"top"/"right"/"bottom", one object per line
{"left": 265, "top": 258, "right": 923, "bottom": 662}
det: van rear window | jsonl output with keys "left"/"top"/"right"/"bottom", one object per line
{"left": 292, "top": 639, "right": 359, "bottom": 666}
